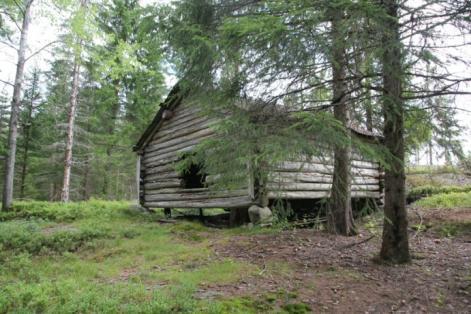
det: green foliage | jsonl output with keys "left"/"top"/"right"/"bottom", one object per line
{"left": 0, "top": 220, "right": 110, "bottom": 257}
{"left": 0, "top": 200, "right": 131, "bottom": 222}
{"left": 408, "top": 185, "right": 471, "bottom": 202}
{"left": 0, "top": 201, "right": 264, "bottom": 313}
{"left": 415, "top": 192, "right": 471, "bottom": 209}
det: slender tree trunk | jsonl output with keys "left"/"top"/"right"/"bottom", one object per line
{"left": 327, "top": 6, "right": 356, "bottom": 236}
{"left": 379, "top": 0, "right": 410, "bottom": 263}
{"left": 428, "top": 141, "right": 433, "bottom": 166}
{"left": 103, "top": 79, "right": 121, "bottom": 199}
{"left": 19, "top": 88, "right": 35, "bottom": 199}
{"left": 61, "top": 58, "right": 81, "bottom": 202}
{"left": 2, "top": 0, "right": 33, "bottom": 210}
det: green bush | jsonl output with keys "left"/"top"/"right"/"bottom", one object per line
{"left": 408, "top": 185, "right": 471, "bottom": 203}
{"left": 0, "top": 199, "right": 132, "bottom": 222}
{"left": 415, "top": 191, "right": 471, "bottom": 208}
{"left": 0, "top": 220, "right": 111, "bottom": 256}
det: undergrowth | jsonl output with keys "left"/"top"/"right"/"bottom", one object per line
{"left": 408, "top": 185, "right": 471, "bottom": 203}
{"left": 0, "top": 200, "right": 265, "bottom": 313}
{"left": 415, "top": 191, "right": 471, "bottom": 208}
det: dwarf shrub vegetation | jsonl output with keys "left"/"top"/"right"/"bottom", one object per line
{"left": 415, "top": 191, "right": 471, "bottom": 208}
{"left": 408, "top": 185, "right": 471, "bottom": 203}
{"left": 0, "top": 201, "right": 268, "bottom": 313}
{"left": 0, "top": 199, "right": 131, "bottom": 222}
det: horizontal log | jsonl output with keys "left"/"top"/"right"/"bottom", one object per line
{"left": 352, "top": 191, "right": 381, "bottom": 198}
{"left": 273, "top": 162, "right": 379, "bottom": 177}
{"left": 145, "top": 187, "right": 209, "bottom": 195}
{"left": 144, "top": 133, "right": 213, "bottom": 159}
{"left": 142, "top": 155, "right": 180, "bottom": 168}
{"left": 143, "top": 163, "right": 176, "bottom": 175}
{"left": 268, "top": 174, "right": 379, "bottom": 185}
{"left": 157, "top": 115, "right": 212, "bottom": 135}
{"left": 268, "top": 190, "right": 380, "bottom": 199}
{"left": 266, "top": 182, "right": 379, "bottom": 191}
{"left": 144, "top": 196, "right": 253, "bottom": 209}
{"left": 144, "top": 189, "right": 248, "bottom": 202}
{"left": 146, "top": 127, "right": 214, "bottom": 153}
{"left": 144, "top": 172, "right": 180, "bottom": 182}
{"left": 269, "top": 171, "right": 379, "bottom": 184}
{"left": 144, "top": 180, "right": 182, "bottom": 190}
{"left": 148, "top": 120, "right": 216, "bottom": 147}
{"left": 158, "top": 110, "right": 207, "bottom": 130}
{"left": 268, "top": 191, "right": 329, "bottom": 199}
{"left": 151, "top": 118, "right": 217, "bottom": 143}
{"left": 143, "top": 145, "right": 196, "bottom": 165}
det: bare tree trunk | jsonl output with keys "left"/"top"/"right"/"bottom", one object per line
{"left": 428, "top": 141, "right": 433, "bottom": 166}
{"left": 2, "top": 0, "right": 33, "bottom": 210}
{"left": 327, "top": 6, "right": 356, "bottom": 236}
{"left": 61, "top": 59, "right": 81, "bottom": 202}
{"left": 379, "top": 0, "right": 410, "bottom": 264}
{"left": 103, "top": 79, "right": 121, "bottom": 199}
{"left": 19, "top": 84, "right": 35, "bottom": 199}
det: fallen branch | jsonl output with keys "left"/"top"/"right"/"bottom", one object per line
{"left": 339, "top": 235, "right": 375, "bottom": 250}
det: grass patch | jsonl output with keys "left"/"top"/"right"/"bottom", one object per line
{"left": 415, "top": 191, "right": 471, "bottom": 208}
{"left": 0, "top": 200, "right": 264, "bottom": 313}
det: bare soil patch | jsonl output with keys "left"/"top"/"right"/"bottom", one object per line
{"left": 205, "top": 209, "right": 471, "bottom": 313}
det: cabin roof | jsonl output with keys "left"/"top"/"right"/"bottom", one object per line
{"left": 133, "top": 84, "right": 383, "bottom": 152}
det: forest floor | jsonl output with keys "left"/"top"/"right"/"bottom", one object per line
{"left": 0, "top": 199, "right": 469, "bottom": 313}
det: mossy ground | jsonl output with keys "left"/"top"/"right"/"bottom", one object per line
{"left": 0, "top": 201, "right": 304, "bottom": 313}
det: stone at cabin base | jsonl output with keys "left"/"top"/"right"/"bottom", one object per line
{"left": 248, "top": 205, "right": 273, "bottom": 224}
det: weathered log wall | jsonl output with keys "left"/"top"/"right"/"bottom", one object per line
{"left": 138, "top": 99, "right": 383, "bottom": 209}
{"left": 267, "top": 156, "right": 382, "bottom": 200}
{"left": 139, "top": 101, "right": 252, "bottom": 209}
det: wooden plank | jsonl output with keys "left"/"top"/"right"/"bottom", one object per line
{"left": 267, "top": 182, "right": 379, "bottom": 191}
{"left": 269, "top": 174, "right": 379, "bottom": 185}
{"left": 144, "top": 171, "right": 180, "bottom": 182}
{"left": 268, "top": 190, "right": 380, "bottom": 199}
{"left": 146, "top": 128, "right": 214, "bottom": 153}
{"left": 148, "top": 120, "right": 216, "bottom": 147}
{"left": 157, "top": 115, "right": 211, "bottom": 134}
{"left": 352, "top": 191, "right": 381, "bottom": 198}
{"left": 144, "top": 189, "right": 248, "bottom": 202}
{"left": 142, "top": 155, "right": 180, "bottom": 168}
{"left": 143, "top": 145, "right": 196, "bottom": 165}
{"left": 144, "top": 180, "right": 182, "bottom": 190}
{"left": 144, "top": 163, "right": 176, "bottom": 175}
{"left": 273, "top": 161, "right": 379, "bottom": 176}
{"left": 268, "top": 191, "right": 330, "bottom": 199}
{"left": 145, "top": 187, "right": 209, "bottom": 195}
{"left": 144, "top": 133, "right": 213, "bottom": 158}
{"left": 144, "top": 196, "right": 253, "bottom": 209}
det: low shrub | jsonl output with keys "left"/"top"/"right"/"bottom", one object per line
{"left": 0, "top": 199, "right": 132, "bottom": 222}
{"left": 415, "top": 191, "right": 471, "bottom": 209}
{"left": 408, "top": 185, "right": 471, "bottom": 203}
{"left": 0, "top": 220, "right": 111, "bottom": 257}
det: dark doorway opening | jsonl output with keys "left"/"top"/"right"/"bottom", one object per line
{"left": 182, "top": 163, "right": 206, "bottom": 189}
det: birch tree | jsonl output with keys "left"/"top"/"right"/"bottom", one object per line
{"left": 1, "top": 0, "right": 34, "bottom": 210}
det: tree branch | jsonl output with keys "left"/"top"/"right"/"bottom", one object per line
{"left": 0, "top": 79, "right": 14, "bottom": 87}
{"left": 25, "top": 40, "right": 60, "bottom": 62}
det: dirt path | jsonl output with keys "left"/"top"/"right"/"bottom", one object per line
{"left": 205, "top": 210, "right": 471, "bottom": 313}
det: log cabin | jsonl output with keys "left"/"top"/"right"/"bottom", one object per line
{"left": 133, "top": 85, "right": 384, "bottom": 222}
